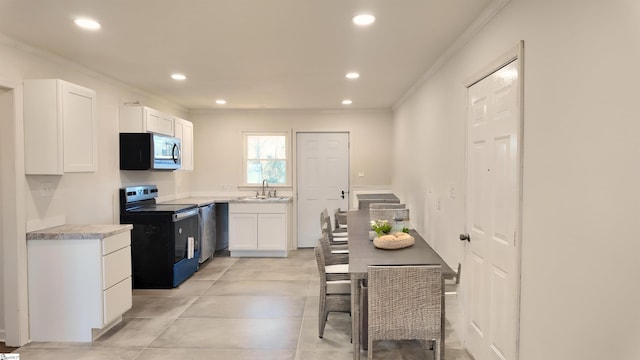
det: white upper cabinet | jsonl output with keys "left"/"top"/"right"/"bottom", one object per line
{"left": 24, "top": 79, "right": 97, "bottom": 175}
{"left": 174, "top": 117, "right": 194, "bottom": 171}
{"left": 119, "top": 105, "right": 174, "bottom": 136}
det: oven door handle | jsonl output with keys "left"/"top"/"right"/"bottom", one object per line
{"left": 173, "top": 208, "right": 199, "bottom": 222}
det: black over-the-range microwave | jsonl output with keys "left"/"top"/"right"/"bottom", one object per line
{"left": 119, "top": 132, "right": 182, "bottom": 170}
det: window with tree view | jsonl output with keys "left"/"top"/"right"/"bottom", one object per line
{"left": 245, "top": 133, "right": 288, "bottom": 185}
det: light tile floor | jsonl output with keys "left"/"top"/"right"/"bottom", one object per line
{"left": 14, "top": 249, "right": 471, "bottom": 360}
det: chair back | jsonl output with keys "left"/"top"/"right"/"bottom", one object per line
{"left": 334, "top": 208, "right": 348, "bottom": 230}
{"left": 367, "top": 265, "right": 442, "bottom": 359}
{"left": 314, "top": 244, "right": 327, "bottom": 284}
{"left": 320, "top": 209, "right": 339, "bottom": 242}
{"left": 320, "top": 208, "right": 330, "bottom": 232}
{"left": 317, "top": 232, "right": 346, "bottom": 265}
{"left": 369, "top": 203, "right": 406, "bottom": 209}
{"left": 369, "top": 208, "right": 410, "bottom": 232}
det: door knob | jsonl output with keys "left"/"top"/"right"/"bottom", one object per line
{"left": 459, "top": 233, "right": 471, "bottom": 242}
{"left": 341, "top": 190, "right": 348, "bottom": 199}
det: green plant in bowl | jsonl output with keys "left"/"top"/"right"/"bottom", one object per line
{"left": 370, "top": 220, "right": 392, "bottom": 236}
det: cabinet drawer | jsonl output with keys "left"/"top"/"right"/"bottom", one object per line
{"left": 230, "top": 203, "right": 285, "bottom": 214}
{"left": 102, "top": 231, "right": 131, "bottom": 255}
{"left": 103, "top": 277, "right": 132, "bottom": 325}
{"left": 103, "top": 246, "right": 131, "bottom": 289}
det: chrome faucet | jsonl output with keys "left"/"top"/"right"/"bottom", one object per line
{"left": 262, "top": 179, "right": 268, "bottom": 197}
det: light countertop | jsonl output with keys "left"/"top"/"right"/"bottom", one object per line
{"left": 228, "top": 196, "right": 293, "bottom": 204}
{"left": 26, "top": 224, "right": 133, "bottom": 240}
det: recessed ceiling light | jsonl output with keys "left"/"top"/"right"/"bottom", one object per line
{"left": 352, "top": 14, "right": 375, "bottom": 26}
{"left": 342, "top": 99, "right": 353, "bottom": 105}
{"left": 345, "top": 72, "right": 360, "bottom": 79}
{"left": 171, "top": 73, "right": 187, "bottom": 81}
{"left": 216, "top": 99, "right": 227, "bottom": 105}
{"left": 74, "top": 17, "right": 101, "bottom": 30}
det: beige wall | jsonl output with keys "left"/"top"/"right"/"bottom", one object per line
{"left": 0, "top": 36, "right": 191, "bottom": 226}
{"left": 393, "top": 0, "right": 640, "bottom": 359}
{"left": 0, "top": 36, "right": 190, "bottom": 343}
{"left": 188, "top": 109, "right": 393, "bottom": 200}
{"left": 0, "top": 36, "right": 393, "bottom": 341}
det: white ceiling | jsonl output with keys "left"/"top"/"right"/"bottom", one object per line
{"left": 0, "top": 0, "right": 497, "bottom": 110}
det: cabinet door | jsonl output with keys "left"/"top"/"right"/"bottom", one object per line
{"left": 23, "top": 79, "right": 64, "bottom": 174}
{"left": 62, "top": 81, "right": 97, "bottom": 172}
{"left": 158, "top": 112, "right": 175, "bottom": 136}
{"left": 174, "top": 118, "right": 194, "bottom": 171}
{"left": 144, "top": 108, "right": 174, "bottom": 136}
{"left": 258, "top": 213, "right": 286, "bottom": 250}
{"left": 229, "top": 213, "right": 258, "bottom": 250}
{"left": 144, "top": 107, "right": 162, "bottom": 133}
{"left": 103, "top": 277, "right": 132, "bottom": 325}
{"left": 24, "top": 79, "right": 96, "bottom": 174}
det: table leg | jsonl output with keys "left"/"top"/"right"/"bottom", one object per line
{"left": 351, "top": 275, "right": 361, "bottom": 360}
{"left": 441, "top": 278, "right": 445, "bottom": 359}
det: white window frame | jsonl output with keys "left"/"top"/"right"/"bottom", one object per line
{"left": 242, "top": 131, "right": 291, "bottom": 187}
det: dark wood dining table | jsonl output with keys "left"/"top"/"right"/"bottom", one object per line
{"left": 348, "top": 206, "right": 455, "bottom": 359}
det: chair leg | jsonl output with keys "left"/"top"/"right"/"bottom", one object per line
{"left": 319, "top": 310, "right": 329, "bottom": 338}
{"left": 318, "top": 295, "right": 325, "bottom": 338}
{"left": 432, "top": 339, "right": 441, "bottom": 360}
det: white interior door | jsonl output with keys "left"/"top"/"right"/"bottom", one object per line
{"left": 296, "top": 132, "right": 349, "bottom": 248}
{"left": 465, "top": 59, "right": 521, "bottom": 360}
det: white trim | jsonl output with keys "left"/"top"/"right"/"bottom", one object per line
{"left": 242, "top": 131, "right": 292, "bottom": 186}
{"left": 393, "top": 0, "right": 512, "bottom": 110}
{"left": 464, "top": 42, "right": 523, "bottom": 87}
{"left": 0, "top": 76, "right": 29, "bottom": 346}
{"left": 462, "top": 41, "right": 524, "bottom": 360}
{"left": 189, "top": 107, "right": 392, "bottom": 115}
{"left": 0, "top": 33, "right": 187, "bottom": 114}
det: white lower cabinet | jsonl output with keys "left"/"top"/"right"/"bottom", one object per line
{"left": 229, "top": 202, "right": 291, "bottom": 257}
{"left": 27, "top": 228, "right": 133, "bottom": 342}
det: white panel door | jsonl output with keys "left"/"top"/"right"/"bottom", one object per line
{"left": 465, "top": 59, "right": 521, "bottom": 360}
{"left": 297, "top": 132, "right": 349, "bottom": 248}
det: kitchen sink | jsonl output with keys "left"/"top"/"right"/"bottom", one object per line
{"left": 236, "top": 196, "right": 290, "bottom": 202}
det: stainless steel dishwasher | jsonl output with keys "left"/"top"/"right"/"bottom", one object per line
{"left": 198, "top": 202, "right": 216, "bottom": 262}
{"left": 159, "top": 198, "right": 216, "bottom": 263}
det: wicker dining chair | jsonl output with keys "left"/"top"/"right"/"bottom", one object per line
{"left": 314, "top": 244, "right": 351, "bottom": 338}
{"left": 321, "top": 222, "right": 349, "bottom": 256}
{"left": 367, "top": 265, "right": 442, "bottom": 360}
{"left": 318, "top": 232, "right": 349, "bottom": 281}
{"left": 321, "top": 209, "right": 348, "bottom": 244}
{"left": 369, "top": 208, "right": 410, "bottom": 223}
{"left": 334, "top": 207, "right": 348, "bottom": 231}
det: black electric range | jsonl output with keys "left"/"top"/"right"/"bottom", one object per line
{"left": 120, "top": 185, "right": 200, "bottom": 288}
